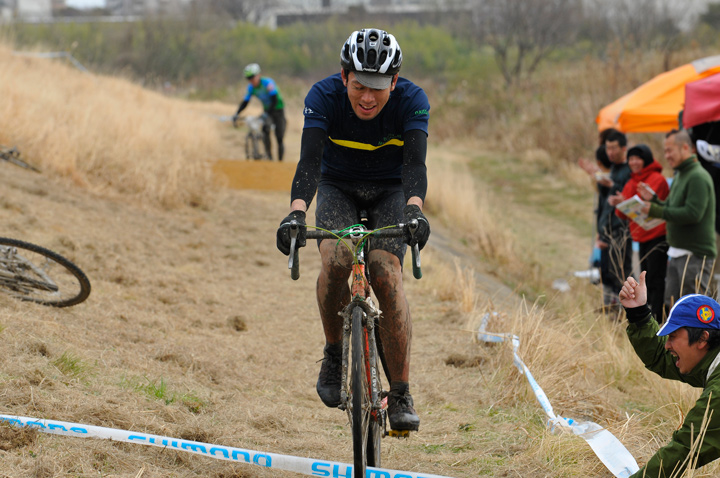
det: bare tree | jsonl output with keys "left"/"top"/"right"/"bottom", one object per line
{"left": 701, "top": 2, "right": 720, "bottom": 29}
{"left": 472, "top": 0, "right": 581, "bottom": 86}
{"left": 583, "top": 0, "right": 688, "bottom": 70}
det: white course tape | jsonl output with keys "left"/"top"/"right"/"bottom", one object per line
{"left": 477, "top": 313, "right": 639, "bottom": 478}
{"left": 0, "top": 414, "right": 453, "bottom": 478}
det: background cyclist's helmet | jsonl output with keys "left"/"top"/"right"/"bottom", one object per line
{"left": 244, "top": 63, "right": 261, "bottom": 79}
{"left": 340, "top": 28, "right": 402, "bottom": 89}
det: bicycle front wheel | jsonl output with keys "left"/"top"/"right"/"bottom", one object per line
{"left": 0, "top": 238, "right": 91, "bottom": 307}
{"left": 245, "top": 133, "right": 252, "bottom": 159}
{"left": 350, "top": 305, "right": 383, "bottom": 476}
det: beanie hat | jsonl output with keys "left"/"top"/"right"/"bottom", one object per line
{"left": 627, "top": 144, "right": 654, "bottom": 167}
{"left": 657, "top": 294, "right": 720, "bottom": 336}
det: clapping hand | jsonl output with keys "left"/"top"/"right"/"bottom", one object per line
{"left": 637, "top": 182, "right": 655, "bottom": 201}
{"left": 608, "top": 191, "right": 625, "bottom": 206}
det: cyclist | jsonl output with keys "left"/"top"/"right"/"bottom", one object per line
{"left": 276, "top": 28, "right": 430, "bottom": 431}
{"left": 232, "top": 63, "right": 287, "bottom": 161}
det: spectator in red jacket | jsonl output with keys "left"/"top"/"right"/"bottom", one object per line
{"left": 612, "top": 144, "right": 670, "bottom": 318}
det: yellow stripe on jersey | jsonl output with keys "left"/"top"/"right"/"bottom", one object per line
{"left": 329, "top": 137, "right": 404, "bottom": 151}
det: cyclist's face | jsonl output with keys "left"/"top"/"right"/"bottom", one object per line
{"left": 247, "top": 75, "right": 260, "bottom": 87}
{"left": 342, "top": 71, "right": 397, "bottom": 121}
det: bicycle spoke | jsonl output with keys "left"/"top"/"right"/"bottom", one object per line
{"left": 0, "top": 239, "right": 91, "bottom": 307}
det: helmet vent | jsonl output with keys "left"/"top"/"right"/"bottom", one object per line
{"left": 367, "top": 49, "right": 377, "bottom": 67}
{"left": 379, "top": 51, "right": 387, "bottom": 65}
{"left": 357, "top": 48, "right": 365, "bottom": 64}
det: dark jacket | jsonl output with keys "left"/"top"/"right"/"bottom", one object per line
{"left": 598, "top": 162, "right": 631, "bottom": 241}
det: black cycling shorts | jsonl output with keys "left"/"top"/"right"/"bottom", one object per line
{"left": 315, "top": 178, "right": 407, "bottom": 263}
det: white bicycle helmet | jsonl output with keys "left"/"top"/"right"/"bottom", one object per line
{"left": 244, "top": 63, "right": 261, "bottom": 78}
{"left": 340, "top": 28, "right": 402, "bottom": 89}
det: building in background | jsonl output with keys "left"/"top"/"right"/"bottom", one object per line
{"left": 106, "top": 0, "right": 190, "bottom": 16}
{"left": 265, "top": 0, "right": 472, "bottom": 29}
{"left": 3, "top": 0, "right": 52, "bottom": 20}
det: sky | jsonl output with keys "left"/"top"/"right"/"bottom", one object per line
{"left": 65, "top": 0, "right": 105, "bottom": 8}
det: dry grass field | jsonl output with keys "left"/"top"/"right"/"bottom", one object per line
{"left": 1, "top": 40, "right": 719, "bottom": 478}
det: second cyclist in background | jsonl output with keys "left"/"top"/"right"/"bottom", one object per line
{"left": 232, "top": 63, "right": 287, "bottom": 161}
{"left": 276, "top": 28, "right": 431, "bottom": 431}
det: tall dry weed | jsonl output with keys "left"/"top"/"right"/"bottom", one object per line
{"left": 425, "top": 158, "right": 517, "bottom": 267}
{"left": 0, "top": 42, "right": 224, "bottom": 208}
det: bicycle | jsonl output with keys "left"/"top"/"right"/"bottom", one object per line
{"left": 286, "top": 217, "right": 422, "bottom": 478}
{"left": 0, "top": 237, "right": 91, "bottom": 307}
{"left": 233, "top": 114, "right": 270, "bottom": 160}
{"left": 1, "top": 146, "right": 40, "bottom": 172}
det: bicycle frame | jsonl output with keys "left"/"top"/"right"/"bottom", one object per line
{"left": 0, "top": 146, "right": 40, "bottom": 172}
{"left": 0, "top": 246, "right": 59, "bottom": 292}
{"left": 336, "top": 228, "right": 383, "bottom": 416}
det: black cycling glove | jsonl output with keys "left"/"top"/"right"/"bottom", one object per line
{"left": 403, "top": 205, "right": 430, "bottom": 250}
{"left": 276, "top": 210, "right": 307, "bottom": 256}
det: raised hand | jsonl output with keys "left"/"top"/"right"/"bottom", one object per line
{"left": 619, "top": 271, "right": 648, "bottom": 309}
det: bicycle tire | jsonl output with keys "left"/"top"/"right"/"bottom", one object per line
{"left": 0, "top": 237, "right": 91, "bottom": 307}
{"left": 245, "top": 133, "right": 253, "bottom": 160}
{"left": 350, "top": 305, "right": 383, "bottom": 476}
{"left": 367, "top": 323, "right": 383, "bottom": 468}
{"left": 350, "top": 305, "right": 369, "bottom": 477}
{"left": 246, "top": 133, "right": 262, "bottom": 160}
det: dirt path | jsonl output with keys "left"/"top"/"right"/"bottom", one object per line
{"left": 1, "top": 123, "right": 539, "bottom": 478}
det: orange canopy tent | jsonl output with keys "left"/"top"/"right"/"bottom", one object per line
{"left": 596, "top": 55, "right": 720, "bottom": 133}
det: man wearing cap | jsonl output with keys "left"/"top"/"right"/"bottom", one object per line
{"left": 275, "top": 28, "right": 430, "bottom": 431}
{"left": 620, "top": 271, "right": 720, "bottom": 477}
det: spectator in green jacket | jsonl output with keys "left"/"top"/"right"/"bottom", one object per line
{"left": 639, "top": 129, "right": 717, "bottom": 308}
{"left": 620, "top": 271, "right": 720, "bottom": 477}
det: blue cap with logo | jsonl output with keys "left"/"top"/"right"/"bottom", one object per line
{"left": 657, "top": 294, "right": 720, "bottom": 336}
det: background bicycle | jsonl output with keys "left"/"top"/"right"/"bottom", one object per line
{"left": 233, "top": 114, "right": 270, "bottom": 160}
{"left": 287, "top": 220, "right": 421, "bottom": 478}
{"left": 0, "top": 237, "right": 91, "bottom": 307}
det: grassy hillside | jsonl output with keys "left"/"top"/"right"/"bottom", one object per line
{"left": 0, "top": 42, "right": 225, "bottom": 208}
{"left": 1, "top": 38, "right": 719, "bottom": 478}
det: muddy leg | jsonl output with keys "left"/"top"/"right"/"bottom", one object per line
{"left": 368, "top": 250, "right": 411, "bottom": 382}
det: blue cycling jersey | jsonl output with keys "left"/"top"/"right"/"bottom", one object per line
{"left": 244, "top": 77, "right": 284, "bottom": 111}
{"left": 302, "top": 73, "right": 430, "bottom": 182}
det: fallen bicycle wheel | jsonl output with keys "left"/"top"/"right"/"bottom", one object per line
{"left": 0, "top": 237, "right": 91, "bottom": 307}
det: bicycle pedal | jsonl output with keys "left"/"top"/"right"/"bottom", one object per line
{"left": 388, "top": 429, "right": 410, "bottom": 438}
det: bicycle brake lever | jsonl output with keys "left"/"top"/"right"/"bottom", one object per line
{"left": 288, "top": 221, "right": 298, "bottom": 270}
{"left": 405, "top": 219, "right": 422, "bottom": 279}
